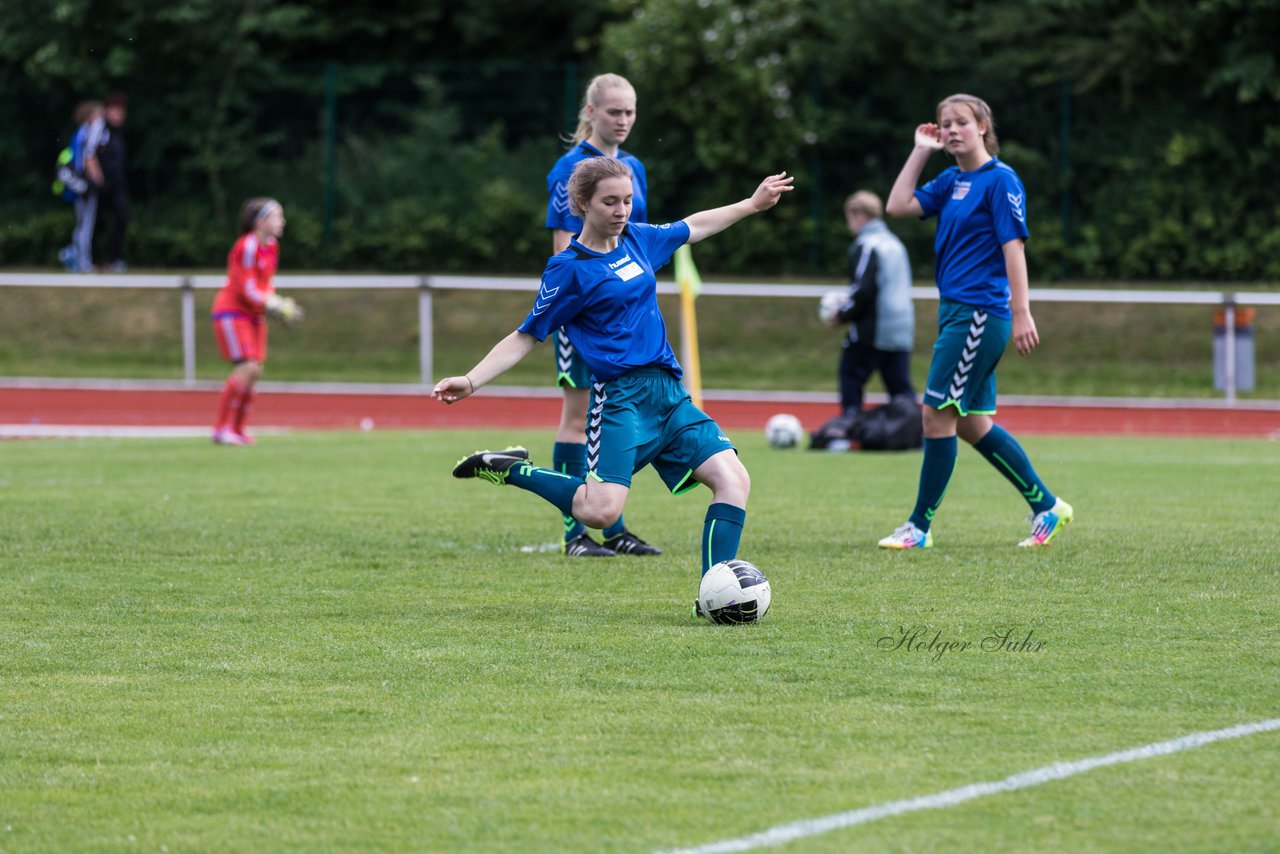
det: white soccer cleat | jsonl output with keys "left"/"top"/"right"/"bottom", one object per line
{"left": 878, "top": 521, "right": 933, "bottom": 549}
{"left": 211, "top": 429, "right": 250, "bottom": 446}
{"left": 1018, "top": 498, "right": 1074, "bottom": 547}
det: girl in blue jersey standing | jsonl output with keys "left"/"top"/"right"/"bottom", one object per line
{"left": 543, "top": 73, "right": 658, "bottom": 558}
{"left": 434, "top": 158, "right": 792, "bottom": 599}
{"left": 879, "top": 93, "right": 1073, "bottom": 549}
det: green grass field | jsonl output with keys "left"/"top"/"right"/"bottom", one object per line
{"left": 1, "top": 284, "right": 1276, "bottom": 398}
{"left": 2, "top": 430, "right": 1278, "bottom": 852}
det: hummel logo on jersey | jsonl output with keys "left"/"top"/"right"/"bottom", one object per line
{"left": 608, "top": 255, "right": 633, "bottom": 269}
{"left": 1007, "top": 192, "right": 1025, "bottom": 222}
{"left": 532, "top": 281, "right": 560, "bottom": 315}
{"left": 952, "top": 181, "right": 971, "bottom": 200}
{"left": 551, "top": 182, "right": 571, "bottom": 215}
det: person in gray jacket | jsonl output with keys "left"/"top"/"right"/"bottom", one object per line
{"left": 825, "top": 190, "right": 916, "bottom": 415}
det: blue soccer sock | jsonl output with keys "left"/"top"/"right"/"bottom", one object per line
{"left": 908, "top": 436, "right": 958, "bottom": 532}
{"left": 972, "top": 425, "right": 1056, "bottom": 513}
{"left": 702, "top": 503, "right": 747, "bottom": 576}
{"left": 505, "top": 461, "right": 582, "bottom": 518}
{"left": 553, "top": 442, "right": 588, "bottom": 541}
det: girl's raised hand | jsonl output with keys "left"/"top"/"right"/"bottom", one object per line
{"left": 750, "top": 171, "right": 795, "bottom": 212}
{"left": 914, "top": 123, "right": 943, "bottom": 150}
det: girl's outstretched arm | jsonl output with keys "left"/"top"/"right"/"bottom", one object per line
{"left": 684, "top": 172, "right": 794, "bottom": 244}
{"left": 433, "top": 330, "right": 538, "bottom": 404}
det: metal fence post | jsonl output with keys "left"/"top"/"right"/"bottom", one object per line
{"left": 419, "top": 275, "right": 434, "bottom": 386}
{"left": 181, "top": 276, "right": 196, "bottom": 386}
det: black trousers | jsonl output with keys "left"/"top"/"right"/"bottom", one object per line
{"left": 839, "top": 340, "right": 914, "bottom": 414}
{"left": 95, "top": 182, "right": 130, "bottom": 264}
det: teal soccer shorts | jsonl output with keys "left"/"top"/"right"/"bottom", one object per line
{"left": 922, "top": 299, "right": 1012, "bottom": 416}
{"left": 554, "top": 328, "right": 592, "bottom": 389}
{"left": 586, "top": 367, "right": 735, "bottom": 494}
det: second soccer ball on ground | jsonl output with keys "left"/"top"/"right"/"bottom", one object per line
{"left": 764, "top": 413, "right": 804, "bottom": 449}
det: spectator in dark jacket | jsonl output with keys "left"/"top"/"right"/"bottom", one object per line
{"left": 95, "top": 92, "right": 130, "bottom": 272}
{"left": 826, "top": 190, "right": 916, "bottom": 416}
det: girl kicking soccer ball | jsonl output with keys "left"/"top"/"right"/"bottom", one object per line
{"left": 434, "top": 159, "right": 792, "bottom": 596}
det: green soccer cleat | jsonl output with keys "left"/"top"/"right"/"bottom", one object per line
{"left": 1018, "top": 498, "right": 1074, "bottom": 547}
{"left": 451, "top": 447, "right": 530, "bottom": 485}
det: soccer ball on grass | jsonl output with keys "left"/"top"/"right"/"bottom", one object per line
{"left": 698, "top": 559, "right": 772, "bottom": 624}
{"left": 764, "top": 413, "right": 805, "bottom": 449}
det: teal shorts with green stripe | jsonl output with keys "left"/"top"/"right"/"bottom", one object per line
{"left": 586, "top": 366, "right": 735, "bottom": 494}
{"left": 554, "top": 328, "right": 591, "bottom": 389}
{"left": 922, "top": 299, "right": 1011, "bottom": 416}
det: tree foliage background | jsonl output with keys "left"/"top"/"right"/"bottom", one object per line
{"left": 1, "top": 0, "right": 1277, "bottom": 280}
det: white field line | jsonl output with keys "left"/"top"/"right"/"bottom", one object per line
{"left": 0, "top": 424, "right": 287, "bottom": 439}
{"left": 658, "top": 719, "right": 1280, "bottom": 854}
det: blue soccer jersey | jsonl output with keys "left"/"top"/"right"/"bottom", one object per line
{"left": 914, "top": 157, "right": 1029, "bottom": 318}
{"left": 545, "top": 141, "right": 649, "bottom": 233}
{"left": 519, "top": 221, "right": 689, "bottom": 382}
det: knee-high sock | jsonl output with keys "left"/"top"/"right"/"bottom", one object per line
{"left": 553, "top": 442, "right": 588, "bottom": 541}
{"left": 600, "top": 514, "right": 626, "bottom": 540}
{"left": 908, "top": 436, "right": 957, "bottom": 532}
{"left": 505, "top": 462, "right": 582, "bottom": 518}
{"left": 972, "top": 424, "right": 1055, "bottom": 513}
{"left": 233, "top": 385, "right": 255, "bottom": 435}
{"left": 702, "top": 503, "right": 747, "bottom": 576}
{"left": 214, "top": 377, "right": 246, "bottom": 432}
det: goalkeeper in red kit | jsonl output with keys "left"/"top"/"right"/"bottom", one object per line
{"left": 210, "top": 197, "right": 303, "bottom": 445}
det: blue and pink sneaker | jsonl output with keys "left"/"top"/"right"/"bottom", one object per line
{"left": 878, "top": 521, "right": 933, "bottom": 550}
{"left": 1018, "top": 498, "right": 1074, "bottom": 547}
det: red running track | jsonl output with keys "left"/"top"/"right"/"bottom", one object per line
{"left": 3, "top": 386, "right": 1279, "bottom": 438}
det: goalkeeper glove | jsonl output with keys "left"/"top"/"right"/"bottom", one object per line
{"left": 266, "top": 293, "right": 305, "bottom": 326}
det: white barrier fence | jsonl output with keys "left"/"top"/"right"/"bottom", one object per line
{"left": 2, "top": 273, "right": 1277, "bottom": 402}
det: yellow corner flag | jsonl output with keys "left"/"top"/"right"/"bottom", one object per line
{"left": 673, "top": 244, "right": 704, "bottom": 409}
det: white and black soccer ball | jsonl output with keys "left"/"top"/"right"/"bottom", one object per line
{"left": 764, "top": 413, "right": 804, "bottom": 449}
{"left": 818, "top": 289, "right": 847, "bottom": 324}
{"left": 698, "top": 559, "right": 772, "bottom": 624}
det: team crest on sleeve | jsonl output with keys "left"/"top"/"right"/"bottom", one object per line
{"left": 952, "top": 181, "right": 971, "bottom": 200}
{"left": 532, "top": 280, "right": 560, "bottom": 315}
{"left": 1007, "top": 192, "right": 1025, "bottom": 222}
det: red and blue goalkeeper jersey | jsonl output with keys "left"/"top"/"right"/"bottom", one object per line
{"left": 212, "top": 234, "right": 279, "bottom": 317}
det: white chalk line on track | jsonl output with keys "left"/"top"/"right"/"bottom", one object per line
{"left": 657, "top": 718, "right": 1280, "bottom": 854}
{"left": 0, "top": 424, "right": 288, "bottom": 439}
